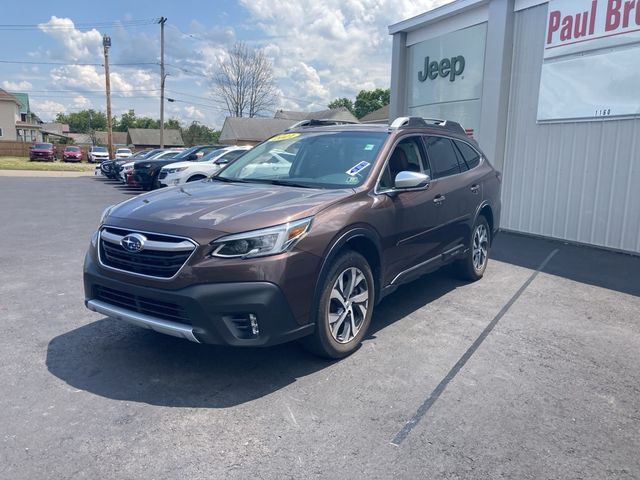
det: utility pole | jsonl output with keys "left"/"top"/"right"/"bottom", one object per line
{"left": 103, "top": 34, "right": 114, "bottom": 158}
{"left": 159, "top": 16, "right": 167, "bottom": 148}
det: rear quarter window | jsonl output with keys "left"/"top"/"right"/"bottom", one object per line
{"left": 424, "top": 136, "right": 460, "bottom": 179}
{"left": 453, "top": 140, "right": 481, "bottom": 169}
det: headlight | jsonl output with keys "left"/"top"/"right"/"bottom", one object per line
{"left": 99, "top": 204, "right": 115, "bottom": 226}
{"left": 164, "top": 166, "right": 188, "bottom": 174}
{"left": 210, "top": 217, "right": 313, "bottom": 258}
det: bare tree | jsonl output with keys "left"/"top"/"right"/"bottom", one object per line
{"left": 213, "top": 42, "right": 277, "bottom": 118}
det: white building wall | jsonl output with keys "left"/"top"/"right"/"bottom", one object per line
{"left": 502, "top": 4, "right": 640, "bottom": 253}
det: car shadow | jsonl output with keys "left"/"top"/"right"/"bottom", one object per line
{"left": 46, "top": 270, "right": 461, "bottom": 408}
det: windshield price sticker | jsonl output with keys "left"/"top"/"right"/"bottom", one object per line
{"left": 346, "top": 161, "right": 370, "bottom": 176}
{"left": 364, "top": 144, "right": 375, "bottom": 151}
{"left": 268, "top": 133, "right": 300, "bottom": 142}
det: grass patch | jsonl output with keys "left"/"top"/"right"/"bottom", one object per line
{"left": 0, "top": 156, "right": 96, "bottom": 172}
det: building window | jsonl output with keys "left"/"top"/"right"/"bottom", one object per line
{"left": 0, "top": 127, "right": 3, "bottom": 137}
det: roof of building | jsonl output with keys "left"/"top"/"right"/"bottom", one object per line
{"left": 127, "top": 128, "right": 184, "bottom": 146}
{"left": 274, "top": 107, "right": 359, "bottom": 123}
{"left": 219, "top": 117, "right": 297, "bottom": 143}
{"left": 0, "top": 88, "right": 21, "bottom": 106}
{"left": 95, "top": 131, "right": 129, "bottom": 146}
{"left": 359, "top": 104, "right": 389, "bottom": 123}
{"left": 9, "top": 92, "right": 31, "bottom": 114}
{"left": 42, "top": 123, "right": 70, "bottom": 135}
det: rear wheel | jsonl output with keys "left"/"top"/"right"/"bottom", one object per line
{"left": 302, "top": 250, "right": 374, "bottom": 359}
{"left": 454, "top": 215, "right": 490, "bottom": 281}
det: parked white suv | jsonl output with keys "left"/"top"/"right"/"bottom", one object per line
{"left": 88, "top": 146, "right": 110, "bottom": 163}
{"left": 158, "top": 146, "right": 251, "bottom": 187}
{"left": 115, "top": 148, "right": 132, "bottom": 159}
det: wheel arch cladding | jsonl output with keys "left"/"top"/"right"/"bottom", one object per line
{"left": 313, "top": 228, "right": 383, "bottom": 311}
{"left": 478, "top": 204, "right": 494, "bottom": 243}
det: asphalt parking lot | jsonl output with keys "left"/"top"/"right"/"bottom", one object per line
{"left": 1, "top": 175, "right": 639, "bottom": 479}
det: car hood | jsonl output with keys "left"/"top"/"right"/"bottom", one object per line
{"left": 107, "top": 180, "right": 353, "bottom": 239}
{"left": 160, "top": 160, "right": 194, "bottom": 170}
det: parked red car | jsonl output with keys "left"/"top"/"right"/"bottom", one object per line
{"left": 29, "top": 143, "right": 55, "bottom": 161}
{"left": 62, "top": 145, "right": 82, "bottom": 162}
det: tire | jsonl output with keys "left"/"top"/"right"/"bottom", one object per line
{"left": 454, "top": 215, "right": 490, "bottom": 281}
{"left": 302, "top": 250, "right": 375, "bottom": 359}
{"left": 186, "top": 175, "right": 206, "bottom": 182}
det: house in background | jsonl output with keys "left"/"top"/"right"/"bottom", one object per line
{"left": 10, "top": 92, "right": 43, "bottom": 142}
{"left": 359, "top": 105, "right": 389, "bottom": 124}
{"left": 0, "top": 89, "right": 43, "bottom": 142}
{"left": 274, "top": 107, "right": 358, "bottom": 124}
{"left": 219, "top": 117, "right": 297, "bottom": 146}
{"left": 127, "top": 128, "right": 184, "bottom": 149}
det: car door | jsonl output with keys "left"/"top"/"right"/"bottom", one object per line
{"left": 378, "top": 135, "right": 449, "bottom": 285}
{"left": 423, "top": 135, "right": 479, "bottom": 254}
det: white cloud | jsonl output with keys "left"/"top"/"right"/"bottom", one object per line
{"left": 31, "top": 99, "right": 66, "bottom": 121}
{"left": 38, "top": 16, "right": 103, "bottom": 61}
{"left": 73, "top": 95, "right": 91, "bottom": 108}
{"left": 239, "top": 0, "right": 451, "bottom": 110}
{"left": 1, "top": 80, "right": 33, "bottom": 91}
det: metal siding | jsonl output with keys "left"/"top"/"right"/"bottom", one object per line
{"left": 502, "top": 5, "right": 640, "bottom": 254}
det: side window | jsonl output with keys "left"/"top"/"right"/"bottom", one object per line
{"left": 453, "top": 140, "right": 481, "bottom": 169}
{"left": 379, "top": 137, "right": 430, "bottom": 189}
{"left": 424, "top": 136, "right": 460, "bottom": 179}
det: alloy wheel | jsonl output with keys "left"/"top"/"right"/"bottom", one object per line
{"left": 472, "top": 224, "right": 489, "bottom": 272}
{"left": 328, "top": 267, "right": 369, "bottom": 344}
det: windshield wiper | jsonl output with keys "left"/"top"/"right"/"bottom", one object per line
{"left": 248, "top": 179, "right": 314, "bottom": 189}
{"left": 210, "top": 176, "right": 250, "bottom": 183}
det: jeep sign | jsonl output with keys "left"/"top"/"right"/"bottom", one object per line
{"left": 418, "top": 56, "right": 465, "bottom": 82}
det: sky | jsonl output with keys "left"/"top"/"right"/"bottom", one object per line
{"left": 0, "top": 0, "right": 449, "bottom": 130}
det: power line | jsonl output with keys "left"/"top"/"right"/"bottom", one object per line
{"left": 0, "top": 59, "right": 158, "bottom": 67}
{"left": 0, "top": 18, "right": 160, "bottom": 31}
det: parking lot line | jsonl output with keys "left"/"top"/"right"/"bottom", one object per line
{"left": 390, "top": 248, "right": 559, "bottom": 446}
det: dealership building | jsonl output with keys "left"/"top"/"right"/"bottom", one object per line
{"left": 389, "top": 0, "right": 640, "bottom": 254}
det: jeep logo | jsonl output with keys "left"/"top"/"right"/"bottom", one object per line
{"left": 418, "top": 55, "right": 465, "bottom": 82}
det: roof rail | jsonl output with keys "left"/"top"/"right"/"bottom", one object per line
{"left": 285, "top": 119, "right": 360, "bottom": 131}
{"left": 389, "top": 116, "right": 467, "bottom": 136}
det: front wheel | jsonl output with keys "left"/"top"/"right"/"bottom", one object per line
{"left": 302, "top": 250, "right": 375, "bottom": 359}
{"left": 455, "top": 215, "right": 490, "bottom": 281}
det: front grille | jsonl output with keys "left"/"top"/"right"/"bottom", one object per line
{"left": 99, "top": 227, "right": 196, "bottom": 279}
{"left": 158, "top": 171, "right": 168, "bottom": 179}
{"left": 94, "top": 285, "right": 190, "bottom": 324}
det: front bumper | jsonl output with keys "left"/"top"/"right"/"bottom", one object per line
{"left": 83, "top": 254, "right": 314, "bottom": 347}
{"left": 158, "top": 171, "right": 182, "bottom": 187}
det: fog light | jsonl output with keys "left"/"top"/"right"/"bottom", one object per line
{"left": 249, "top": 314, "right": 259, "bottom": 335}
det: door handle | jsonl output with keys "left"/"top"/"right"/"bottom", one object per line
{"left": 470, "top": 184, "right": 480, "bottom": 194}
{"left": 433, "top": 194, "right": 446, "bottom": 205}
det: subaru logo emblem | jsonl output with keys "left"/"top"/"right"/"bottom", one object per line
{"left": 121, "top": 233, "right": 146, "bottom": 253}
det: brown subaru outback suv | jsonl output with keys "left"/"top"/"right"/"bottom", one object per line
{"left": 84, "top": 117, "right": 501, "bottom": 358}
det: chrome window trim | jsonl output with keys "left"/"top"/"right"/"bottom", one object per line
{"left": 374, "top": 133, "right": 431, "bottom": 195}
{"left": 98, "top": 225, "right": 199, "bottom": 281}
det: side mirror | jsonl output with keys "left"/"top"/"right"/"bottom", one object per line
{"left": 216, "top": 158, "right": 229, "bottom": 165}
{"left": 394, "top": 171, "right": 430, "bottom": 189}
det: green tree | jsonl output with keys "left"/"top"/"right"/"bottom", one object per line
{"left": 327, "top": 97, "right": 355, "bottom": 116}
{"left": 354, "top": 88, "right": 390, "bottom": 119}
{"left": 164, "top": 118, "right": 182, "bottom": 130}
{"left": 181, "top": 121, "right": 220, "bottom": 146}
{"left": 55, "top": 109, "right": 107, "bottom": 133}
{"left": 114, "top": 109, "right": 137, "bottom": 132}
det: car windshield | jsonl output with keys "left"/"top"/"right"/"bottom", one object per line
{"left": 34, "top": 143, "right": 52, "bottom": 149}
{"left": 217, "top": 131, "right": 387, "bottom": 188}
{"left": 93, "top": 147, "right": 107, "bottom": 152}
{"left": 65, "top": 146, "right": 80, "bottom": 151}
